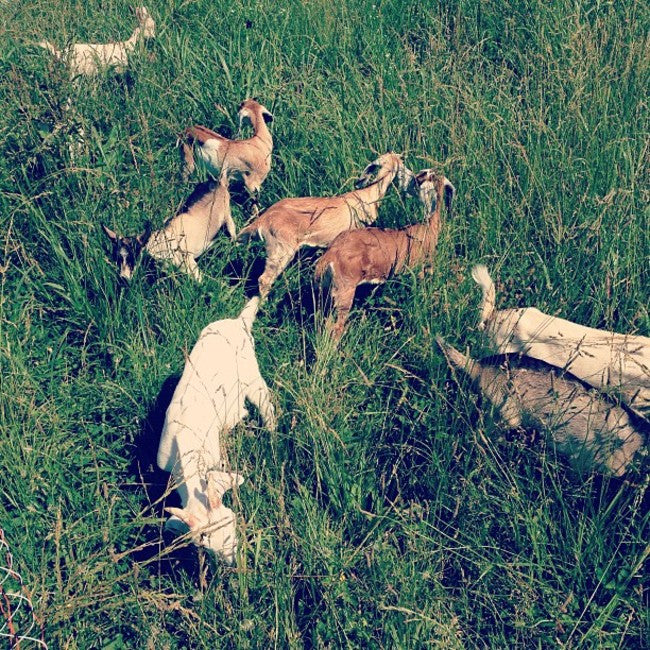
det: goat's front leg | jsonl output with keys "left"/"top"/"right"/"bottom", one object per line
{"left": 175, "top": 252, "right": 202, "bottom": 282}
{"left": 247, "top": 382, "right": 276, "bottom": 432}
{"left": 224, "top": 209, "right": 237, "bottom": 241}
{"left": 328, "top": 285, "right": 357, "bottom": 341}
{"left": 258, "top": 245, "right": 296, "bottom": 298}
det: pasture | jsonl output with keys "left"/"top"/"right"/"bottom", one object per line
{"left": 0, "top": 0, "right": 647, "bottom": 647}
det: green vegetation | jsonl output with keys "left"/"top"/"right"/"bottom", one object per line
{"left": 0, "top": 0, "right": 647, "bottom": 647}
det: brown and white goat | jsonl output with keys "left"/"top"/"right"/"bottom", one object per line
{"left": 38, "top": 6, "right": 155, "bottom": 78}
{"left": 437, "top": 337, "right": 646, "bottom": 477}
{"left": 238, "top": 152, "right": 415, "bottom": 298}
{"left": 182, "top": 99, "right": 274, "bottom": 207}
{"left": 314, "top": 169, "right": 454, "bottom": 340}
{"left": 472, "top": 265, "right": 650, "bottom": 423}
{"left": 102, "top": 177, "right": 234, "bottom": 282}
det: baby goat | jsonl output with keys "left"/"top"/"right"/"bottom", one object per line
{"left": 314, "top": 169, "right": 454, "bottom": 340}
{"left": 238, "top": 152, "right": 414, "bottom": 298}
{"left": 157, "top": 297, "right": 276, "bottom": 564}
{"left": 472, "top": 265, "right": 650, "bottom": 423}
{"left": 38, "top": 6, "right": 155, "bottom": 78}
{"left": 437, "top": 337, "right": 645, "bottom": 477}
{"left": 102, "top": 177, "right": 235, "bottom": 282}
{"left": 182, "top": 99, "right": 274, "bottom": 208}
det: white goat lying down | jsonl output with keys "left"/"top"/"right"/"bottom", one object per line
{"left": 102, "top": 177, "right": 235, "bottom": 282}
{"left": 38, "top": 7, "right": 155, "bottom": 78}
{"left": 437, "top": 337, "right": 646, "bottom": 476}
{"left": 238, "top": 152, "right": 415, "bottom": 297}
{"left": 473, "top": 265, "right": 650, "bottom": 423}
{"left": 182, "top": 99, "right": 274, "bottom": 208}
{"left": 157, "top": 297, "right": 276, "bottom": 564}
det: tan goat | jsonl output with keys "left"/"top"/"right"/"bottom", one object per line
{"left": 314, "top": 169, "right": 454, "bottom": 340}
{"left": 182, "top": 99, "right": 274, "bottom": 209}
{"left": 437, "top": 337, "right": 645, "bottom": 477}
{"left": 238, "top": 152, "right": 414, "bottom": 298}
{"left": 102, "top": 177, "right": 234, "bottom": 282}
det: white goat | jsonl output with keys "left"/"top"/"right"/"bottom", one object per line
{"left": 182, "top": 99, "right": 274, "bottom": 208}
{"left": 102, "top": 177, "right": 235, "bottom": 282}
{"left": 157, "top": 297, "right": 276, "bottom": 564}
{"left": 437, "top": 337, "right": 645, "bottom": 476}
{"left": 473, "top": 265, "right": 650, "bottom": 423}
{"left": 38, "top": 7, "right": 155, "bottom": 78}
{"left": 238, "top": 152, "right": 415, "bottom": 297}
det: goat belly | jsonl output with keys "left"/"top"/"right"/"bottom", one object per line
{"left": 508, "top": 368, "right": 644, "bottom": 475}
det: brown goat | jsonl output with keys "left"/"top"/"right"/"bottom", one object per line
{"left": 238, "top": 152, "right": 415, "bottom": 298}
{"left": 314, "top": 169, "right": 454, "bottom": 340}
{"left": 182, "top": 99, "right": 273, "bottom": 211}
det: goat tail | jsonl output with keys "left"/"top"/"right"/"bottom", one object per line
{"left": 471, "top": 264, "right": 495, "bottom": 330}
{"left": 435, "top": 336, "right": 481, "bottom": 381}
{"left": 37, "top": 40, "right": 62, "bottom": 59}
{"left": 240, "top": 296, "right": 260, "bottom": 329}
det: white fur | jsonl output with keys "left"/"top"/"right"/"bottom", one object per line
{"left": 157, "top": 297, "right": 275, "bottom": 564}
{"left": 38, "top": 6, "right": 155, "bottom": 78}
{"left": 473, "top": 265, "right": 650, "bottom": 422}
{"left": 145, "top": 177, "right": 235, "bottom": 282}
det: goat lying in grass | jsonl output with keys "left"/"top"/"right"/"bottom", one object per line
{"left": 315, "top": 169, "right": 454, "bottom": 340}
{"left": 102, "top": 177, "right": 235, "bottom": 282}
{"left": 182, "top": 99, "right": 274, "bottom": 212}
{"left": 38, "top": 6, "right": 155, "bottom": 78}
{"left": 238, "top": 152, "right": 415, "bottom": 298}
{"left": 472, "top": 265, "right": 650, "bottom": 423}
{"left": 437, "top": 337, "right": 645, "bottom": 476}
{"left": 157, "top": 297, "right": 276, "bottom": 564}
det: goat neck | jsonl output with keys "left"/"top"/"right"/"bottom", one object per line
{"left": 248, "top": 110, "right": 272, "bottom": 147}
{"left": 350, "top": 164, "right": 399, "bottom": 218}
{"left": 122, "top": 26, "right": 143, "bottom": 53}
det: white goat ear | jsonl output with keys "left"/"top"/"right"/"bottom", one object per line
{"left": 206, "top": 470, "right": 245, "bottom": 511}
{"left": 165, "top": 506, "right": 199, "bottom": 530}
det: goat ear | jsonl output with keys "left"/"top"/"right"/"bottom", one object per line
{"left": 102, "top": 224, "right": 118, "bottom": 241}
{"left": 206, "top": 470, "right": 245, "bottom": 511}
{"left": 262, "top": 109, "right": 274, "bottom": 124}
{"left": 443, "top": 180, "right": 455, "bottom": 217}
{"left": 165, "top": 507, "right": 199, "bottom": 530}
{"left": 137, "top": 221, "right": 152, "bottom": 247}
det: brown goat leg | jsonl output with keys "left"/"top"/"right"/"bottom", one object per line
{"left": 328, "top": 285, "right": 357, "bottom": 340}
{"left": 258, "top": 248, "right": 296, "bottom": 298}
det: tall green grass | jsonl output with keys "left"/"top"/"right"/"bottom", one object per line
{"left": 0, "top": 0, "right": 647, "bottom": 647}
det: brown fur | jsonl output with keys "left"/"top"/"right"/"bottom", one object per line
{"left": 238, "top": 152, "right": 409, "bottom": 298}
{"left": 182, "top": 99, "right": 273, "bottom": 202}
{"left": 315, "top": 170, "right": 454, "bottom": 340}
{"left": 436, "top": 337, "right": 646, "bottom": 476}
